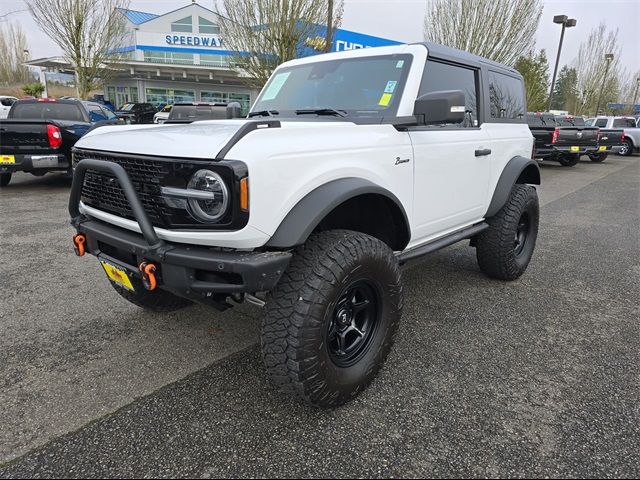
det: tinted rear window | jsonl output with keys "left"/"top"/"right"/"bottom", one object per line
{"left": 488, "top": 71, "right": 525, "bottom": 120}
{"left": 169, "top": 105, "right": 226, "bottom": 120}
{"left": 10, "top": 102, "right": 84, "bottom": 121}
{"left": 1, "top": 97, "right": 16, "bottom": 107}
{"left": 555, "top": 116, "right": 585, "bottom": 127}
{"left": 526, "top": 113, "right": 555, "bottom": 126}
{"left": 613, "top": 118, "right": 636, "bottom": 128}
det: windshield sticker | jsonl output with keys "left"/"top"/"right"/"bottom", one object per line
{"left": 396, "top": 60, "right": 404, "bottom": 68}
{"left": 384, "top": 81, "right": 398, "bottom": 94}
{"left": 261, "top": 71, "right": 291, "bottom": 101}
{"left": 379, "top": 93, "right": 393, "bottom": 107}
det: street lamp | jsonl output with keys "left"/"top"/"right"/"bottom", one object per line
{"left": 595, "top": 53, "right": 614, "bottom": 116}
{"left": 633, "top": 77, "right": 640, "bottom": 106}
{"left": 547, "top": 15, "right": 577, "bottom": 111}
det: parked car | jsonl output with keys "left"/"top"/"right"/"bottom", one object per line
{"left": 527, "top": 112, "right": 599, "bottom": 166}
{"left": 585, "top": 116, "right": 639, "bottom": 156}
{"left": 153, "top": 104, "right": 172, "bottom": 124}
{"left": 88, "top": 94, "right": 115, "bottom": 111}
{"left": 114, "top": 102, "right": 156, "bottom": 124}
{"left": 0, "top": 98, "right": 119, "bottom": 187}
{"left": 69, "top": 42, "right": 540, "bottom": 407}
{"left": 163, "top": 102, "right": 228, "bottom": 124}
{"left": 0, "top": 96, "right": 18, "bottom": 119}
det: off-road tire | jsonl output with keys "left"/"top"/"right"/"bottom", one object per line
{"left": 0, "top": 173, "right": 11, "bottom": 187}
{"left": 261, "top": 230, "right": 403, "bottom": 408}
{"left": 589, "top": 152, "right": 608, "bottom": 163}
{"left": 618, "top": 139, "right": 633, "bottom": 156}
{"left": 476, "top": 184, "right": 539, "bottom": 281}
{"left": 558, "top": 154, "right": 580, "bottom": 167}
{"left": 110, "top": 277, "right": 192, "bottom": 312}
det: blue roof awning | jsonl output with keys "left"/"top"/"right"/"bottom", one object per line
{"left": 117, "top": 8, "right": 159, "bottom": 25}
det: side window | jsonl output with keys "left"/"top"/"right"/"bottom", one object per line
{"left": 1, "top": 98, "right": 16, "bottom": 107}
{"left": 585, "top": 118, "right": 595, "bottom": 126}
{"left": 612, "top": 118, "right": 635, "bottom": 128}
{"left": 595, "top": 118, "right": 607, "bottom": 128}
{"left": 101, "top": 107, "right": 117, "bottom": 120}
{"left": 88, "top": 106, "right": 106, "bottom": 122}
{"left": 419, "top": 59, "right": 479, "bottom": 127}
{"left": 488, "top": 71, "right": 525, "bottom": 120}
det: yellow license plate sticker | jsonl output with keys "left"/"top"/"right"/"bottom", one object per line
{"left": 101, "top": 261, "right": 135, "bottom": 291}
{"left": 0, "top": 155, "right": 15, "bottom": 164}
{"left": 570, "top": 146, "right": 580, "bottom": 152}
{"left": 599, "top": 146, "right": 607, "bottom": 151}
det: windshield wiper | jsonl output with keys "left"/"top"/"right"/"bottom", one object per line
{"left": 248, "top": 110, "right": 279, "bottom": 118}
{"left": 295, "top": 108, "right": 348, "bottom": 118}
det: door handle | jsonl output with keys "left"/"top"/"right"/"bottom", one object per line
{"left": 475, "top": 148, "right": 492, "bottom": 157}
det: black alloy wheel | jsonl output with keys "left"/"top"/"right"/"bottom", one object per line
{"left": 514, "top": 212, "right": 530, "bottom": 257}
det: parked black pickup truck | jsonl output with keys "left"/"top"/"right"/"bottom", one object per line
{"left": 0, "top": 99, "right": 119, "bottom": 187}
{"left": 527, "top": 113, "right": 599, "bottom": 167}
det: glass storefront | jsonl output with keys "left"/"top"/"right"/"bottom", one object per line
{"left": 143, "top": 50, "right": 195, "bottom": 65}
{"left": 200, "top": 91, "right": 251, "bottom": 114}
{"left": 145, "top": 88, "right": 196, "bottom": 104}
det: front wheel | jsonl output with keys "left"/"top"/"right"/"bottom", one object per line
{"left": 558, "top": 154, "right": 580, "bottom": 167}
{"left": 0, "top": 173, "right": 12, "bottom": 187}
{"left": 261, "top": 230, "right": 403, "bottom": 408}
{"left": 476, "top": 184, "right": 539, "bottom": 281}
{"left": 618, "top": 139, "right": 633, "bottom": 156}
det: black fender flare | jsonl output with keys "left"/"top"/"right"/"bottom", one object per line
{"left": 266, "top": 178, "right": 410, "bottom": 248}
{"left": 485, "top": 156, "right": 540, "bottom": 217}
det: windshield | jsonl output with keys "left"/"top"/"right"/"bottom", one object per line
{"left": 10, "top": 102, "right": 85, "bottom": 121}
{"left": 251, "top": 54, "right": 413, "bottom": 118}
{"left": 162, "top": 105, "right": 172, "bottom": 112}
{"left": 119, "top": 103, "right": 135, "bottom": 111}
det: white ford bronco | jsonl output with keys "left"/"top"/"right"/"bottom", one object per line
{"left": 70, "top": 42, "right": 540, "bottom": 407}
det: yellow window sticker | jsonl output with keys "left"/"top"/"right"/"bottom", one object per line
{"left": 379, "top": 93, "right": 393, "bottom": 107}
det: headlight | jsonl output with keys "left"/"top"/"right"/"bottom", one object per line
{"left": 185, "top": 169, "right": 229, "bottom": 222}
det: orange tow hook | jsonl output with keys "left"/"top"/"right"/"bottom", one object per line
{"left": 73, "top": 233, "right": 86, "bottom": 257}
{"left": 139, "top": 262, "right": 158, "bottom": 291}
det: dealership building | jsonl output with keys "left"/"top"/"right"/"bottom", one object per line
{"left": 27, "top": 1, "right": 400, "bottom": 112}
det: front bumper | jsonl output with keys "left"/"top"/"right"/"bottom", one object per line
{"left": 70, "top": 159, "right": 291, "bottom": 305}
{"left": 0, "top": 154, "right": 68, "bottom": 173}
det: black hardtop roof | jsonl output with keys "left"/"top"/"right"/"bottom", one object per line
{"left": 173, "top": 102, "right": 227, "bottom": 107}
{"left": 413, "top": 41, "right": 522, "bottom": 78}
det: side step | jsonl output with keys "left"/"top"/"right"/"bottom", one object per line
{"left": 397, "top": 222, "right": 489, "bottom": 265}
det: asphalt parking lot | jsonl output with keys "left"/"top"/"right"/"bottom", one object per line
{"left": 0, "top": 155, "right": 638, "bottom": 477}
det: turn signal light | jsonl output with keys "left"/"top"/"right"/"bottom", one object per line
{"left": 47, "top": 124, "right": 62, "bottom": 149}
{"left": 240, "top": 177, "right": 249, "bottom": 212}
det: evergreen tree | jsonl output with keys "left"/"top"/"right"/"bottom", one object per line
{"left": 551, "top": 66, "right": 579, "bottom": 113}
{"left": 515, "top": 50, "right": 549, "bottom": 112}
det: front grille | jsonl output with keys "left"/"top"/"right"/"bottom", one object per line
{"left": 74, "top": 149, "right": 227, "bottom": 229}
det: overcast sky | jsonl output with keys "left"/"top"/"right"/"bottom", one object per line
{"left": 2, "top": 0, "right": 638, "bottom": 74}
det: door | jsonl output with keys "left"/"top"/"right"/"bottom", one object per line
{"left": 408, "top": 59, "right": 491, "bottom": 243}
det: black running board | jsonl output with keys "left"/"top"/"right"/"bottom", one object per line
{"left": 397, "top": 222, "right": 488, "bottom": 265}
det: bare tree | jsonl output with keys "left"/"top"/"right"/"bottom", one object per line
{"left": 0, "top": 22, "right": 31, "bottom": 85}
{"left": 26, "top": 0, "right": 131, "bottom": 99}
{"left": 216, "top": 0, "right": 342, "bottom": 89}
{"left": 423, "top": 0, "right": 542, "bottom": 66}
{"left": 571, "top": 23, "right": 622, "bottom": 116}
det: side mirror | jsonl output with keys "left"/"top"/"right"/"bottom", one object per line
{"left": 226, "top": 102, "right": 242, "bottom": 119}
{"left": 414, "top": 90, "right": 466, "bottom": 125}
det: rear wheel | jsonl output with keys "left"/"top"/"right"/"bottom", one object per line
{"left": 558, "top": 154, "right": 580, "bottom": 167}
{"left": 0, "top": 173, "right": 11, "bottom": 187}
{"left": 618, "top": 139, "right": 633, "bottom": 156}
{"left": 589, "top": 152, "right": 608, "bottom": 162}
{"left": 261, "top": 230, "right": 403, "bottom": 408}
{"left": 476, "top": 184, "right": 539, "bottom": 281}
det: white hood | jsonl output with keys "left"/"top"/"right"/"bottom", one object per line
{"left": 76, "top": 120, "right": 250, "bottom": 159}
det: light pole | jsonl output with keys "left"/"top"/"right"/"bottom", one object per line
{"left": 633, "top": 77, "right": 640, "bottom": 105}
{"left": 547, "top": 15, "right": 577, "bottom": 112}
{"left": 595, "top": 53, "right": 614, "bottom": 116}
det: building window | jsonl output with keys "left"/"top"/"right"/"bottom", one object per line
{"left": 199, "top": 16, "right": 220, "bottom": 34}
{"left": 130, "top": 86, "right": 139, "bottom": 102}
{"left": 143, "top": 50, "right": 194, "bottom": 65}
{"left": 145, "top": 88, "right": 196, "bottom": 105}
{"left": 488, "top": 71, "right": 525, "bottom": 120}
{"left": 171, "top": 16, "right": 193, "bottom": 33}
{"left": 200, "top": 91, "right": 251, "bottom": 115}
{"left": 200, "top": 54, "right": 229, "bottom": 67}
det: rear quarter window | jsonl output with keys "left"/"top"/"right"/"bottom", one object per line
{"left": 488, "top": 71, "right": 525, "bottom": 121}
{"left": 613, "top": 118, "right": 636, "bottom": 128}
{"left": 1, "top": 97, "right": 16, "bottom": 107}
